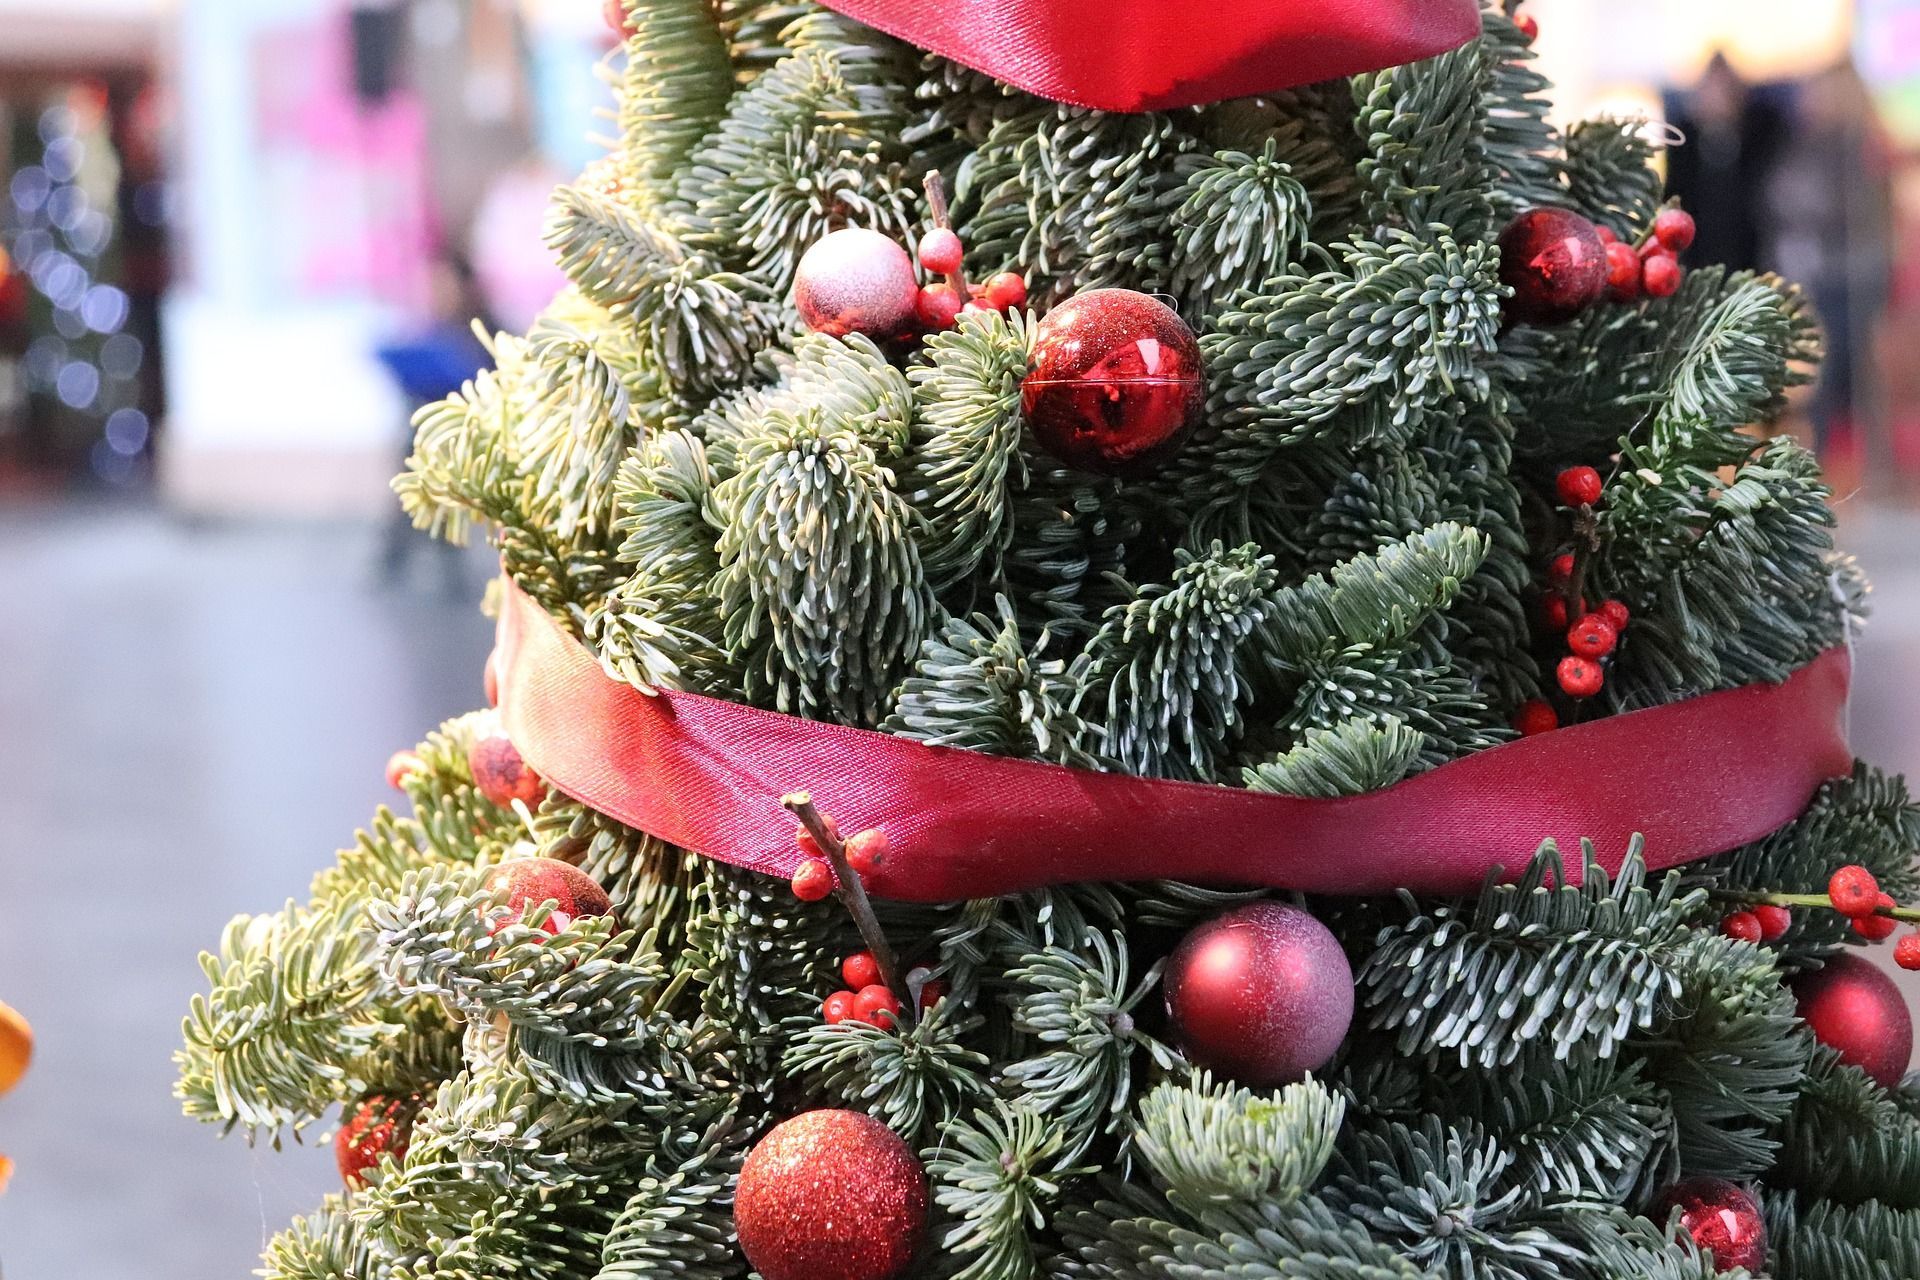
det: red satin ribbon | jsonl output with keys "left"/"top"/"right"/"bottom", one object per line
{"left": 496, "top": 577, "right": 1855, "bottom": 902}
{"left": 815, "top": 0, "right": 1484, "bottom": 112}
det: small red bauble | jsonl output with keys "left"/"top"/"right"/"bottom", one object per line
{"left": 1548, "top": 553, "right": 1576, "bottom": 583}
{"left": 1164, "top": 902, "right": 1353, "bottom": 1087}
{"left": 823, "top": 990, "right": 858, "bottom": 1025}
{"left": 485, "top": 650, "right": 501, "bottom": 707}
{"left": 336, "top": 1095, "right": 414, "bottom": 1189}
{"left": 1600, "top": 599, "right": 1631, "bottom": 630}
{"left": 1753, "top": 904, "right": 1792, "bottom": 942}
{"left": 1642, "top": 252, "right": 1683, "bottom": 299}
{"left": 915, "top": 284, "right": 962, "bottom": 332}
{"left": 385, "top": 750, "right": 422, "bottom": 790}
{"left": 1898, "top": 934, "right": 1920, "bottom": 971}
{"left": 1513, "top": 699, "right": 1558, "bottom": 737}
{"left": 1653, "top": 207, "right": 1697, "bottom": 254}
{"left": 1556, "top": 465, "right": 1604, "bottom": 508}
{"left": 917, "top": 227, "right": 963, "bottom": 276}
{"left": 1829, "top": 865, "right": 1882, "bottom": 917}
{"left": 485, "top": 858, "right": 613, "bottom": 935}
{"left": 468, "top": 722, "right": 546, "bottom": 810}
{"left": 1605, "top": 241, "right": 1641, "bottom": 302}
{"left": 793, "top": 229, "right": 921, "bottom": 340}
{"left": 1567, "top": 613, "right": 1619, "bottom": 659}
{"left": 1854, "top": 893, "right": 1899, "bottom": 942}
{"left": 1720, "top": 912, "right": 1762, "bottom": 944}
{"left": 1022, "top": 288, "right": 1204, "bottom": 475}
{"left": 1516, "top": 12, "right": 1538, "bottom": 40}
{"left": 1791, "top": 950, "right": 1915, "bottom": 1087}
{"left": 1650, "top": 1177, "right": 1767, "bottom": 1273}
{"left": 736, "top": 1110, "right": 927, "bottom": 1280}
{"left": 791, "top": 858, "right": 835, "bottom": 902}
{"left": 842, "top": 952, "right": 882, "bottom": 991}
{"left": 845, "top": 829, "right": 889, "bottom": 876}
{"left": 1557, "top": 655, "right": 1604, "bottom": 699}
{"left": 854, "top": 984, "right": 903, "bottom": 1029}
{"left": 983, "top": 271, "right": 1028, "bottom": 311}
{"left": 1498, "top": 207, "right": 1609, "bottom": 325}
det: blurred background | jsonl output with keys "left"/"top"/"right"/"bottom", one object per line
{"left": 5, "top": 0, "right": 1920, "bottom": 1274}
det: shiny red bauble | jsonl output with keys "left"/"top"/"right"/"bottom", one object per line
{"left": 468, "top": 720, "right": 546, "bottom": 810}
{"left": 335, "top": 1095, "right": 415, "bottom": 1189}
{"left": 736, "top": 1110, "right": 927, "bottom": 1280}
{"left": 1021, "top": 288, "right": 1204, "bottom": 475}
{"left": 793, "top": 229, "right": 921, "bottom": 340}
{"left": 1163, "top": 902, "right": 1354, "bottom": 1087}
{"left": 1650, "top": 1176, "right": 1766, "bottom": 1273}
{"left": 484, "top": 857, "right": 612, "bottom": 935}
{"left": 1498, "top": 207, "right": 1609, "bottom": 325}
{"left": 1790, "top": 950, "right": 1914, "bottom": 1087}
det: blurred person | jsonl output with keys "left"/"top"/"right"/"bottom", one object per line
{"left": 375, "top": 250, "right": 495, "bottom": 591}
{"left": 1665, "top": 52, "right": 1788, "bottom": 272}
{"left": 1763, "top": 59, "right": 1894, "bottom": 456}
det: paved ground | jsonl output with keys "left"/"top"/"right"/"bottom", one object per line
{"left": 4, "top": 496, "right": 1920, "bottom": 1277}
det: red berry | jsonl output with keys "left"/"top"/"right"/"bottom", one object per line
{"left": 1829, "top": 865, "right": 1882, "bottom": 917}
{"left": 1600, "top": 599, "right": 1631, "bottom": 630}
{"left": 917, "top": 227, "right": 964, "bottom": 276}
{"left": 1855, "top": 893, "right": 1899, "bottom": 942}
{"left": 845, "top": 828, "right": 890, "bottom": 876}
{"left": 1542, "top": 596, "right": 1571, "bottom": 630}
{"left": 1557, "top": 655, "right": 1604, "bottom": 699}
{"left": 1556, "top": 465, "right": 1604, "bottom": 508}
{"left": 1897, "top": 934, "right": 1920, "bottom": 971}
{"left": 1605, "top": 241, "right": 1641, "bottom": 302}
{"left": 842, "top": 951, "right": 882, "bottom": 991}
{"left": 918, "top": 979, "right": 949, "bottom": 1011}
{"left": 823, "top": 990, "right": 858, "bottom": 1025}
{"left": 1548, "top": 553, "right": 1576, "bottom": 583}
{"left": 795, "top": 816, "right": 840, "bottom": 860}
{"left": 385, "top": 750, "right": 422, "bottom": 790}
{"left": 1513, "top": 698, "right": 1559, "bottom": 737}
{"left": 1653, "top": 207, "right": 1696, "bottom": 254}
{"left": 1516, "top": 12, "right": 1538, "bottom": 40}
{"left": 1595, "top": 225, "right": 1618, "bottom": 245}
{"left": 1642, "top": 252, "right": 1683, "bottom": 299}
{"left": 1567, "top": 613, "right": 1620, "bottom": 659}
{"left": 1752, "top": 904, "right": 1792, "bottom": 942}
{"left": 983, "top": 271, "right": 1028, "bottom": 312}
{"left": 853, "top": 984, "right": 903, "bottom": 1029}
{"left": 791, "top": 858, "right": 834, "bottom": 902}
{"left": 1721, "top": 912, "right": 1763, "bottom": 944}
{"left": 915, "top": 284, "right": 963, "bottom": 332}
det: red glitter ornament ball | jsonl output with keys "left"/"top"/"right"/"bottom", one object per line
{"left": 1498, "top": 207, "right": 1609, "bottom": 325}
{"left": 793, "top": 229, "right": 921, "bottom": 340}
{"left": 1022, "top": 288, "right": 1204, "bottom": 475}
{"left": 1790, "top": 950, "right": 1915, "bottom": 1087}
{"left": 1650, "top": 1176, "right": 1766, "bottom": 1273}
{"left": 335, "top": 1095, "right": 416, "bottom": 1189}
{"left": 1164, "top": 902, "right": 1354, "bottom": 1087}
{"left": 468, "top": 719, "right": 546, "bottom": 810}
{"left": 735, "top": 1110, "right": 928, "bottom": 1280}
{"left": 484, "top": 858, "right": 612, "bottom": 935}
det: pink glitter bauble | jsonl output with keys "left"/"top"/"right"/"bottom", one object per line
{"left": 793, "top": 229, "right": 921, "bottom": 340}
{"left": 1164, "top": 902, "right": 1354, "bottom": 1087}
{"left": 735, "top": 1109, "right": 927, "bottom": 1280}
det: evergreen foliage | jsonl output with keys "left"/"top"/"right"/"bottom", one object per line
{"left": 180, "top": 2, "right": 1913, "bottom": 1276}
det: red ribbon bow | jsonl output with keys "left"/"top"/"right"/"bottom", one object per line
{"left": 816, "top": 0, "right": 1484, "bottom": 112}
{"left": 496, "top": 577, "right": 1854, "bottom": 903}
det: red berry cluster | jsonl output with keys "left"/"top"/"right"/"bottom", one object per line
{"left": 791, "top": 824, "right": 890, "bottom": 901}
{"left": 823, "top": 953, "right": 904, "bottom": 1028}
{"left": 1597, "top": 207, "right": 1693, "bottom": 304}
{"left": 1719, "top": 904, "right": 1792, "bottom": 944}
{"left": 1528, "top": 473, "right": 1635, "bottom": 710}
{"left": 1829, "top": 865, "right": 1908, "bottom": 946}
{"left": 914, "top": 225, "right": 1026, "bottom": 334}
{"left": 1717, "top": 863, "right": 1920, "bottom": 960}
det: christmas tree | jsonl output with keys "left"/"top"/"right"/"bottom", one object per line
{"left": 176, "top": 3, "right": 1920, "bottom": 1277}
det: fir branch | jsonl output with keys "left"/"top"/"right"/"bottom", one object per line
{"left": 261, "top": 1196, "right": 390, "bottom": 1280}
{"left": 1243, "top": 714, "right": 1427, "bottom": 797}
{"left": 1133, "top": 1074, "right": 1344, "bottom": 1210}
{"left": 1563, "top": 118, "right": 1662, "bottom": 235}
{"left": 1769, "top": 1195, "right": 1920, "bottom": 1280}
{"left": 1772, "top": 1051, "right": 1920, "bottom": 1210}
{"left": 928, "top": 1102, "right": 1080, "bottom": 1280}
{"left": 781, "top": 998, "right": 992, "bottom": 1141}
{"left": 1164, "top": 141, "right": 1315, "bottom": 321}
{"left": 1358, "top": 845, "right": 1700, "bottom": 1068}
{"left": 612, "top": 0, "right": 733, "bottom": 209}
{"left": 593, "top": 1116, "right": 747, "bottom": 1279}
